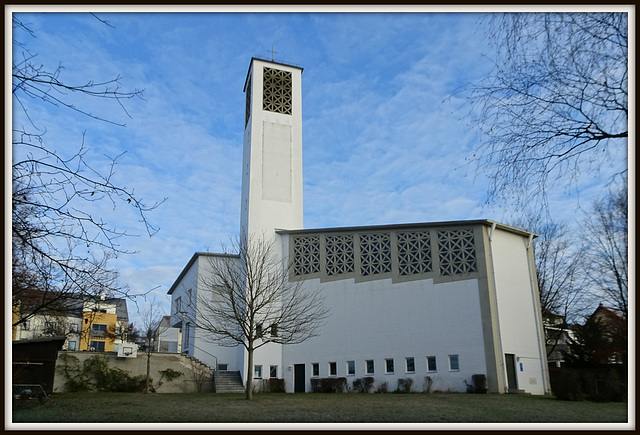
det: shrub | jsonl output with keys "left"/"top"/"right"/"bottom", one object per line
{"left": 375, "top": 381, "right": 389, "bottom": 394}
{"left": 423, "top": 375, "right": 434, "bottom": 393}
{"left": 257, "top": 378, "right": 286, "bottom": 393}
{"left": 352, "top": 377, "right": 375, "bottom": 393}
{"left": 465, "top": 374, "right": 488, "bottom": 394}
{"left": 396, "top": 378, "right": 413, "bottom": 393}
{"left": 310, "top": 377, "right": 348, "bottom": 393}
{"left": 550, "top": 369, "right": 583, "bottom": 401}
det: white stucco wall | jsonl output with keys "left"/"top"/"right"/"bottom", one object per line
{"left": 490, "top": 229, "right": 548, "bottom": 395}
{"left": 281, "top": 275, "right": 488, "bottom": 393}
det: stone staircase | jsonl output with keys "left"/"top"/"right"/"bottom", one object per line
{"left": 214, "top": 370, "right": 245, "bottom": 393}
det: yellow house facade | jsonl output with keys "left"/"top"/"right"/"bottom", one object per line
{"left": 79, "top": 311, "right": 118, "bottom": 352}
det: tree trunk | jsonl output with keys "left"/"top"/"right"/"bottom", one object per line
{"left": 245, "top": 344, "right": 253, "bottom": 400}
{"left": 145, "top": 351, "right": 151, "bottom": 394}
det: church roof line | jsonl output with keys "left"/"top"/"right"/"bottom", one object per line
{"left": 276, "top": 219, "right": 538, "bottom": 239}
{"left": 167, "top": 252, "right": 240, "bottom": 295}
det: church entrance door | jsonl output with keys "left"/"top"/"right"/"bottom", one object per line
{"left": 505, "top": 353, "right": 518, "bottom": 392}
{"left": 294, "top": 364, "right": 305, "bottom": 393}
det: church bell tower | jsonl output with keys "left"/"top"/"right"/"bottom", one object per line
{"left": 240, "top": 58, "right": 304, "bottom": 242}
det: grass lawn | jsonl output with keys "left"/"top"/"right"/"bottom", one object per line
{"left": 11, "top": 392, "right": 629, "bottom": 426}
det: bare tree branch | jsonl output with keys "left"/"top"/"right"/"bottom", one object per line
{"left": 188, "top": 234, "right": 330, "bottom": 400}
{"left": 461, "top": 13, "right": 628, "bottom": 212}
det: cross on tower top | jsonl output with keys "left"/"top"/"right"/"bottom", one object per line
{"left": 268, "top": 45, "right": 278, "bottom": 61}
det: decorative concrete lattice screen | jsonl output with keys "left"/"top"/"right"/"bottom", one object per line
{"left": 245, "top": 76, "right": 251, "bottom": 127}
{"left": 291, "top": 227, "right": 479, "bottom": 283}
{"left": 263, "top": 67, "right": 292, "bottom": 115}
{"left": 397, "top": 231, "right": 432, "bottom": 276}
{"left": 325, "top": 234, "right": 355, "bottom": 276}
{"left": 360, "top": 233, "right": 392, "bottom": 276}
{"left": 293, "top": 235, "right": 321, "bottom": 275}
{"left": 437, "top": 229, "right": 477, "bottom": 276}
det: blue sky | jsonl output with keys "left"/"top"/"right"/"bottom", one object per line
{"left": 9, "top": 7, "right": 629, "bottom": 325}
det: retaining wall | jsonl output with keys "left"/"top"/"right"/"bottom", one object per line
{"left": 52, "top": 351, "right": 214, "bottom": 393}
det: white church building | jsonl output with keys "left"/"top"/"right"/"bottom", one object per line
{"left": 168, "top": 57, "right": 551, "bottom": 395}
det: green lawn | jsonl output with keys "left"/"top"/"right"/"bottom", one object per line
{"left": 12, "top": 392, "right": 629, "bottom": 425}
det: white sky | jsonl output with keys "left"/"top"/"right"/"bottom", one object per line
{"left": 8, "top": 7, "right": 631, "bottom": 326}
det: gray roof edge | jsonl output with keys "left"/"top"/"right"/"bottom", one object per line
{"left": 276, "top": 219, "right": 538, "bottom": 238}
{"left": 167, "top": 252, "right": 240, "bottom": 295}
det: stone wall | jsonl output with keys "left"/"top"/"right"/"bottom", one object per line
{"left": 52, "top": 351, "right": 214, "bottom": 393}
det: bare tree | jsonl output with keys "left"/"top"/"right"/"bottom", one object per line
{"left": 580, "top": 181, "right": 628, "bottom": 319}
{"left": 463, "top": 12, "right": 628, "bottom": 213}
{"left": 190, "top": 234, "right": 330, "bottom": 400}
{"left": 11, "top": 15, "right": 164, "bottom": 327}
{"left": 138, "top": 298, "right": 167, "bottom": 394}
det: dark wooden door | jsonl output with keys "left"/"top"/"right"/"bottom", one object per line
{"left": 294, "top": 364, "right": 306, "bottom": 393}
{"left": 505, "top": 354, "right": 518, "bottom": 391}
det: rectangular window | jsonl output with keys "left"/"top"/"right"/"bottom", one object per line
{"left": 449, "top": 355, "right": 460, "bottom": 371}
{"left": 256, "top": 323, "right": 263, "bottom": 337}
{"left": 68, "top": 341, "right": 77, "bottom": 351}
{"left": 114, "top": 343, "right": 119, "bottom": 353}
{"left": 44, "top": 322, "right": 57, "bottom": 332}
{"left": 406, "top": 357, "right": 415, "bottom": 373}
{"left": 385, "top": 358, "right": 394, "bottom": 374}
{"left": 427, "top": 356, "right": 437, "bottom": 372}
{"left": 184, "top": 323, "right": 191, "bottom": 351}
{"left": 347, "top": 360, "right": 355, "bottom": 376}
{"left": 366, "top": 359, "right": 375, "bottom": 375}
{"left": 312, "top": 363, "right": 319, "bottom": 377}
{"left": 70, "top": 323, "right": 79, "bottom": 333}
{"left": 254, "top": 365, "right": 263, "bottom": 379}
{"left": 270, "top": 324, "right": 278, "bottom": 337}
{"left": 270, "top": 365, "right": 278, "bottom": 378}
{"left": 90, "top": 341, "right": 105, "bottom": 352}
{"left": 92, "top": 324, "right": 107, "bottom": 332}
{"left": 173, "top": 296, "right": 181, "bottom": 314}
{"left": 329, "top": 362, "right": 337, "bottom": 376}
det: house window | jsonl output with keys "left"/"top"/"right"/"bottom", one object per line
{"left": 406, "top": 357, "right": 415, "bottom": 373}
{"left": 347, "top": 360, "right": 356, "bottom": 376}
{"left": 256, "top": 323, "right": 263, "bottom": 337}
{"left": 184, "top": 323, "right": 191, "bottom": 350}
{"left": 270, "top": 365, "right": 278, "bottom": 378}
{"left": 114, "top": 343, "right": 119, "bottom": 353}
{"left": 173, "top": 296, "right": 181, "bottom": 314}
{"left": 329, "top": 362, "right": 337, "bottom": 376}
{"left": 68, "top": 341, "right": 77, "bottom": 351}
{"left": 366, "top": 359, "right": 375, "bottom": 375}
{"left": 44, "top": 322, "right": 57, "bottom": 332}
{"left": 270, "top": 324, "right": 278, "bottom": 337}
{"left": 92, "top": 324, "right": 107, "bottom": 332}
{"left": 218, "top": 364, "right": 228, "bottom": 371}
{"left": 254, "top": 365, "right": 263, "bottom": 379}
{"left": 115, "top": 325, "right": 122, "bottom": 335}
{"left": 91, "top": 341, "right": 105, "bottom": 352}
{"left": 21, "top": 321, "right": 30, "bottom": 330}
{"left": 385, "top": 358, "right": 394, "bottom": 374}
{"left": 449, "top": 355, "right": 460, "bottom": 371}
{"left": 427, "top": 356, "right": 437, "bottom": 372}
{"left": 312, "top": 363, "right": 319, "bottom": 377}
{"left": 70, "top": 323, "right": 79, "bottom": 333}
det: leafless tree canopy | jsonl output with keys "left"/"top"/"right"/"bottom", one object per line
{"left": 581, "top": 181, "right": 628, "bottom": 319}
{"left": 11, "top": 16, "right": 164, "bottom": 326}
{"left": 191, "top": 234, "right": 330, "bottom": 399}
{"left": 465, "top": 13, "right": 628, "bottom": 212}
{"left": 194, "top": 235, "right": 329, "bottom": 348}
